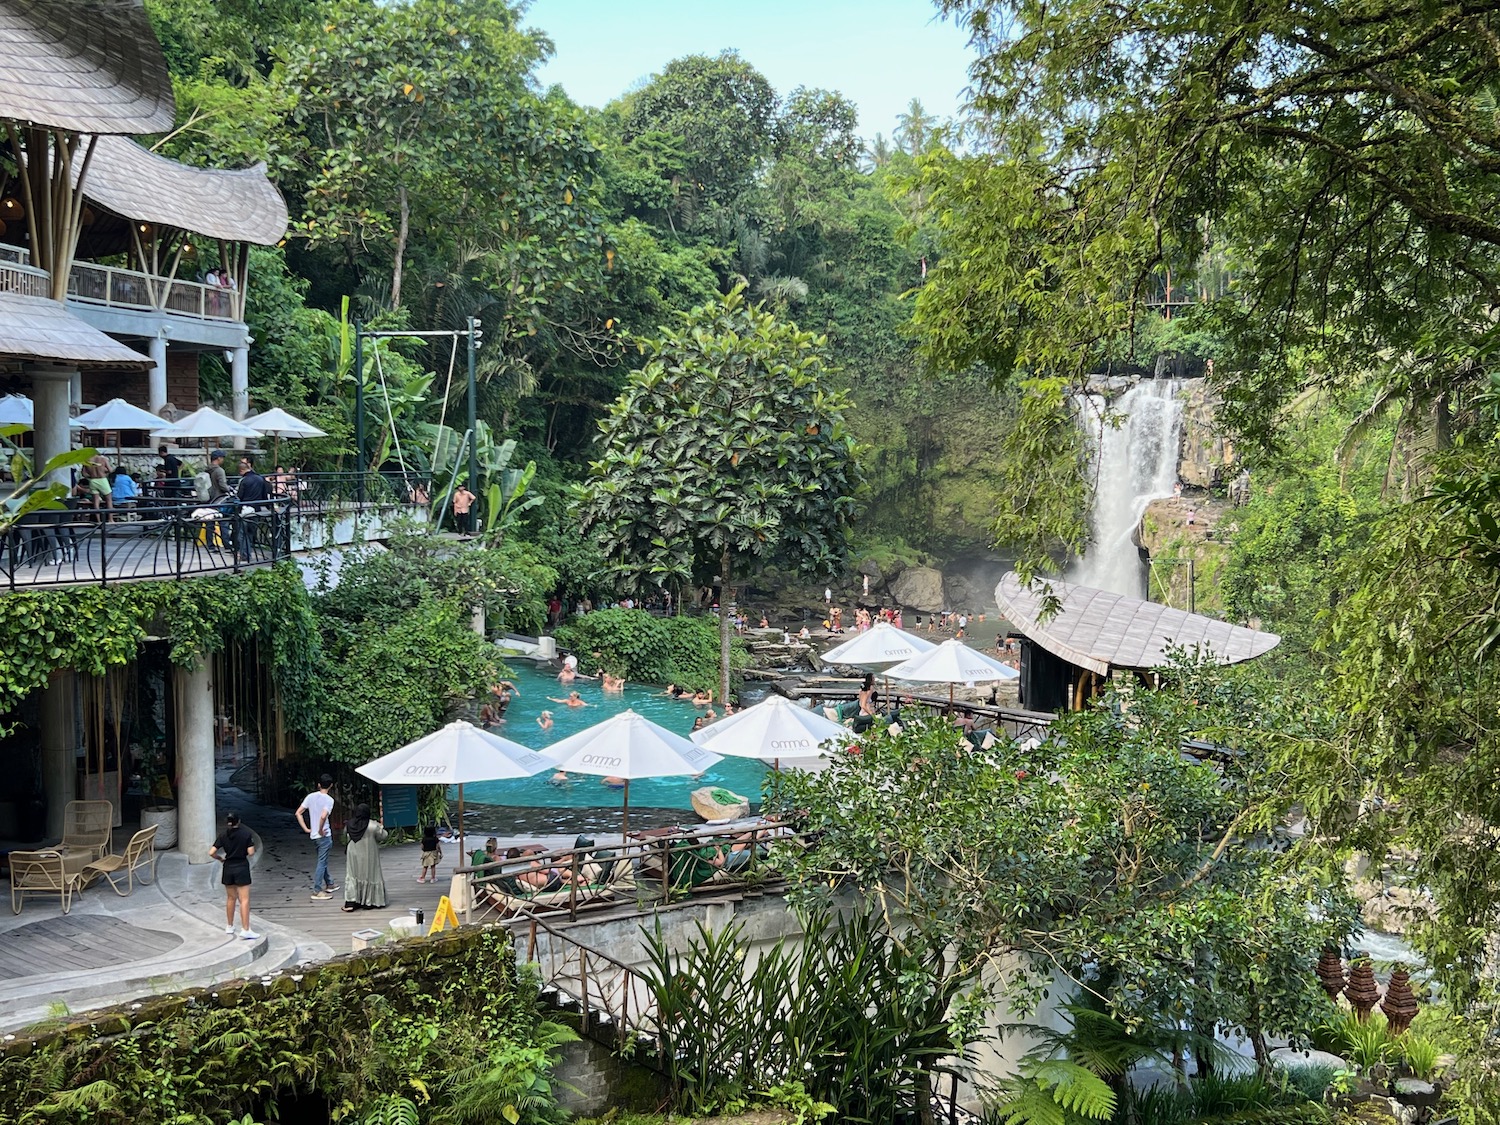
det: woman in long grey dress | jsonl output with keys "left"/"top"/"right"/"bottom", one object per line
{"left": 341, "top": 803, "right": 388, "bottom": 911}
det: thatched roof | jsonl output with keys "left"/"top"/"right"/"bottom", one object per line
{"left": 77, "top": 136, "right": 289, "bottom": 245}
{"left": 0, "top": 2, "right": 173, "bottom": 134}
{"left": 0, "top": 290, "right": 151, "bottom": 368}
{"left": 995, "top": 572, "right": 1280, "bottom": 675}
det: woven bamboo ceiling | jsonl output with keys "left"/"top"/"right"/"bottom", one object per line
{"left": 0, "top": 291, "right": 152, "bottom": 368}
{"left": 0, "top": 1, "right": 173, "bottom": 134}
{"left": 994, "top": 572, "right": 1281, "bottom": 675}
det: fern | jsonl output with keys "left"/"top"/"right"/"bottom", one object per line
{"left": 989, "top": 1061, "right": 1116, "bottom": 1125}
{"left": 359, "top": 1093, "right": 421, "bottom": 1125}
{"left": 29, "top": 1079, "right": 123, "bottom": 1117}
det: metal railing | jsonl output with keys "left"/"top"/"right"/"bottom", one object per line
{"left": 0, "top": 498, "right": 293, "bottom": 590}
{"left": 267, "top": 470, "right": 433, "bottom": 511}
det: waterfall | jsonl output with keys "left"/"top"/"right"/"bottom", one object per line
{"left": 1067, "top": 379, "right": 1183, "bottom": 598}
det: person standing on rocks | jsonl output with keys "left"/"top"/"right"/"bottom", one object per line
{"left": 296, "top": 774, "right": 338, "bottom": 900}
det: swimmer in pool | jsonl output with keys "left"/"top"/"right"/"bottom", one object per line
{"left": 547, "top": 691, "right": 589, "bottom": 708}
{"left": 548, "top": 770, "right": 569, "bottom": 786}
{"left": 602, "top": 776, "right": 625, "bottom": 789}
{"left": 537, "top": 710, "right": 554, "bottom": 731}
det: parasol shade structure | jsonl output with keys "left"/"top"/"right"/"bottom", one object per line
{"left": 246, "top": 406, "right": 328, "bottom": 464}
{"left": 822, "top": 621, "right": 937, "bottom": 665}
{"left": 691, "top": 694, "right": 850, "bottom": 771}
{"left": 151, "top": 405, "right": 262, "bottom": 440}
{"left": 885, "top": 637, "right": 1020, "bottom": 710}
{"left": 72, "top": 397, "right": 167, "bottom": 430}
{"left": 0, "top": 394, "right": 84, "bottom": 428}
{"left": 542, "top": 710, "right": 722, "bottom": 835}
{"left": 354, "top": 720, "right": 552, "bottom": 869}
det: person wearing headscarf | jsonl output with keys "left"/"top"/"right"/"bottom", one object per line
{"left": 341, "top": 802, "right": 388, "bottom": 912}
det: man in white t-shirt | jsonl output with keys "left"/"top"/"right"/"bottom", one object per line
{"left": 295, "top": 774, "right": 337, "bottom": 900}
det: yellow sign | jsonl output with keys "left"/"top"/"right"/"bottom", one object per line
{"left": 428, "top": 895, "right": 460, "bottom": 934}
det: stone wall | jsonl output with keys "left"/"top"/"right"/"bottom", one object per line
{"left": 1175, "top": 377, "right": 1236, "bottom": 489}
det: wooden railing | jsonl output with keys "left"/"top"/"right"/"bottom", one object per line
{"left": 68, "top": 260, "right": 239, "bottom": 321}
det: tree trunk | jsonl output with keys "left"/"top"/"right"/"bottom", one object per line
{"left": 719, "top": 546, "right": 732, "bottom": 707}
{"left": 915, "top": 1056, "right": 937, "bottom": 1125}
{"left": 391, "top": 183, "right": 409, "bottom": 310}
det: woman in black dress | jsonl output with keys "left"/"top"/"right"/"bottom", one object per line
{"left": 210, "top": 811, "right": 258, "bottom": 940}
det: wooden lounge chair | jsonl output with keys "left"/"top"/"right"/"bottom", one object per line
{"left": 61, "top": 799, "right": 114, "bottom": 862}
{"left": 476, "top": 853, "right": 636, "bottom": 920}
{"left": 9, "top": 850, "right": 78, "bottom": 914}
{"left": 78, "top": 824, "right": 158, "bottom": 896}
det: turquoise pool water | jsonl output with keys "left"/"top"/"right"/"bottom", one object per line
{"left": 459, "top": 664, "right": 768, "bottom": 811}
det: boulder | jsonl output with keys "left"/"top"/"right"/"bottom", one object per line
{"left": 891, "top": 566, "right": 944, "bottom": 612}
{"left": 691, "top": 786, "right": 749, "bottom": 823}
{"left": 857, "top": 557, "right": 883, "bottom": 580}
{"left": 1270, "top": 1047, "right": 1349, "bottom": 1074}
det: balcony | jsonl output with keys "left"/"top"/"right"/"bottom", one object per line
{"left": 0, "top": 246, "right": 242, "bottom": 323}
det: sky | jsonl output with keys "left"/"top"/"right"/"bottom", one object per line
{"left": 522, "top": 0, "right": 976, "bottom": 141}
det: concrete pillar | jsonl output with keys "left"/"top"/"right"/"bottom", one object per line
{"left": 175, "top": 659, "right": 216, "bottom": 863}
{"left": 69, "top": 371, "right": 82, "bottom": 405}
{"left": 471, "top": 603, "right": 486, "bottom": 637}
{"left": 40, "top": 669, "right": 77, "bottom": 840}
{"left": 230, "top": 342, "right": 250, "bottom": 450}
{"left": 28, "top": 366, "right": 75, "bottom": 486}
{"left": 148, "top": 333, "right": 168, "bottom": 415}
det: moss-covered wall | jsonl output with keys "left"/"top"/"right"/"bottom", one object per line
{"left": 0, "top": 927, "right": 538, "bottom": 1123}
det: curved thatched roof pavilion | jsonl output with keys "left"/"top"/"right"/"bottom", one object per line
{"left": 75, "top": 136, "right": 289, "bottom": 246}
{"left": 0, "top": 1, "right": 173, "bottom": 134}
{"left": 995, "top": 571, "right": 1280, "bottom": 711}
{"left": 0, "top": 291, "right": 151, "bottom": 368}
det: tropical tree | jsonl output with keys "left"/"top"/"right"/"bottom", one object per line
{"left": 575, "top": 287, "right": 863, "bottom": 702}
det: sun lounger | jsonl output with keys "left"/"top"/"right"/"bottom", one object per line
{"left": 475, "top": 850, "right": 636, "bottom": 920}
{"left": 9, "top": 850, "right": 79, "bottom": 914}
{"left": 78, "top": 824, "right": 158, "bottom": 895}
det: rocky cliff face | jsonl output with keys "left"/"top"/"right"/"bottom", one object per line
{"left": 1175, "top": 377, "right": 1237, "bottom": 488}
{"left": 1137, "top": 496, "right": 1232, "bottom": 614}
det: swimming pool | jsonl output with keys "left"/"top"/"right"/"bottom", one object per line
{"left": 459, "top": 664, "right": 768, "bottom": 812}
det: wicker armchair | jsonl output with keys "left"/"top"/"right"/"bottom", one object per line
{"left": 79, "top": 824, "right": 158, "bottom": 896}
{"left": 9, "top": 850, "right": 78, "bottom": 914}
{"left": 61, "top": 799, "right": 113, "bottom": 861}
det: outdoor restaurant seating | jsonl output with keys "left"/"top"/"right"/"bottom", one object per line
{"left": 61, "top": 800, "right": 114, "bottom": 862}
{"left": 78, "top": 824, "right": 158, "bottom": 896}
{"left": 9, "top": 849, "right": 77, "bottom": 914}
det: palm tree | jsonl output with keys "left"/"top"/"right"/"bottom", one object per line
{"left": 895, "top": 98, "right": 938, "bottom": 158}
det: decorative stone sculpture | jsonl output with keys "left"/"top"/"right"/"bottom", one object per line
{"left": 1345, "top": 956, "right": 1381, "bottom": 1022}
{"left": 1381, "top": 966, "right": 1420, "bottom": 1035}
{"left": 1316, "top": 948, "right": 1346, "bottom": 1002}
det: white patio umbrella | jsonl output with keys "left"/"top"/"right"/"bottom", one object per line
{"left": 542, "top": 709, "right": 722, "bottom": 835}
{"left": 354, "top": 719, "right": 553, "bottom": 867}
{"left": 151, "top": 406, "right": 262, "bottom": 441}
{"left": 0, "top": 395, "right": 84, "bottom": 429}
{"left": 73, "top": 398, "right": 168, "bottom": 452}
{"left": 245, "top": 406, "right": 327, "bottom": 465}
{"left": 691, "top": 694, "right": 850, "bottom": 770}
{"left": 823, "top": 620, "right": 939, "bottom": 704}
{"left": 0, "top": 394, "right": 33, "bottom": 426}
{"left": 822, "top": 620, "right": 937, "bottom": 664}
{"left": 885, "top": 637, "right": 1021, "bottom": 710}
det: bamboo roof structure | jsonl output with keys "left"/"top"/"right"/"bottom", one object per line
{"left": 0, "top": 2, "right": 173, "bottom": 134}
{"left": 0, "top": 290, "right": 152, "bottom": 368}
{"left": 994, "top": 572, "right": 1280, "bottom": 675}
{"left": 75, "top": 136, "right": 289, "bottom": 245}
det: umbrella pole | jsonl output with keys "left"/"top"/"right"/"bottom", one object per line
{"left": 622, "top": 779, "right": 630, "bottom": 840}
{"left": 949, "top": 683, "right": 954, "bottom": 716}
{"left": 457, "top": 782, "right": 465, "bottom": 872}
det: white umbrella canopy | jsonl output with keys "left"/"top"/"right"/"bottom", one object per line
{"left": 886, "top": 638, "right": 1020, "bottom": 709}
{"left": 822, "top": 621, "right": 937, "bottom": 665}
{"left": 691, "top": 694, "right": 850, "bottom": 769}
{"left": 73, "top": 398, "right": 168, "bottom": 430}
{"left": 355, "top": 719, "right": 552, "bottom": 864}
{"left": 543, "top": 709, "right": 722, "bottom": 834}
{"left": 245, "top": 406, "right": 327, "bottom": 438}
{"left": 0, "top": 395, "right": 83, "bottom": 428}
{"left": 151, "top": 406, "right": 262, "bottom": 440}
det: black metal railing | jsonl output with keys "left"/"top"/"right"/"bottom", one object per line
{"left": 139, "top": 470, "right": 433, "bottom": 512}
{"left": 0, "top": 499, "right": 294, "bottom": 590}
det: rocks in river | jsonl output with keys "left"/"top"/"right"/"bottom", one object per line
{"left": 891, "top": 566, "right": 944, "bottom": 612}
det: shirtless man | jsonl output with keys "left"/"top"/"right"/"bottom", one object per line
{"left": 547, "top": 691, "right": 589, "bottom": 708}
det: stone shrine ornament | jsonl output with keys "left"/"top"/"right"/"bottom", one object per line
{"left": 1344, "top": 956, "right": 1381, "bottom": 1022}
{"left": 1380, "top": 966, "right": 1420, "bottom": 1035}
{"left": 1315, "top": 948, "right": 1346, "bottom": 1002}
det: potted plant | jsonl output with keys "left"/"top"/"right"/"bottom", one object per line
{"left": 138, "top": 742, "right": 177, "bottom": 849}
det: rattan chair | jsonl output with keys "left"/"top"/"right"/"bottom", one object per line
{"left": 79, "top": 824, "right": 158, "bottom": 896}
{"left": 61, "top": 799, "right": 113, "bottom": 861}
{"left": 9, "top": 850, "right": 77, "bottom": 914}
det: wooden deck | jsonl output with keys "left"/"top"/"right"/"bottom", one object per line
{"left": 0, "top": 914, "right": 182, "bottom": 980}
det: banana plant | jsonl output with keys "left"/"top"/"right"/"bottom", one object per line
{"left": 420, "top": 421, "right": 540, "bottom": 540}
{"left": 0, "top": 424, "right": 98, "bottom": 533}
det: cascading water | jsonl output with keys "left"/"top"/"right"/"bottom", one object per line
{"left": 1067, "top": 379, "right": 1184, "bottom": 598}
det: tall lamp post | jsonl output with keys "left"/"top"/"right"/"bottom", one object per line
{"left": 466, "top": 316, "right": 481, "bottom": 504}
